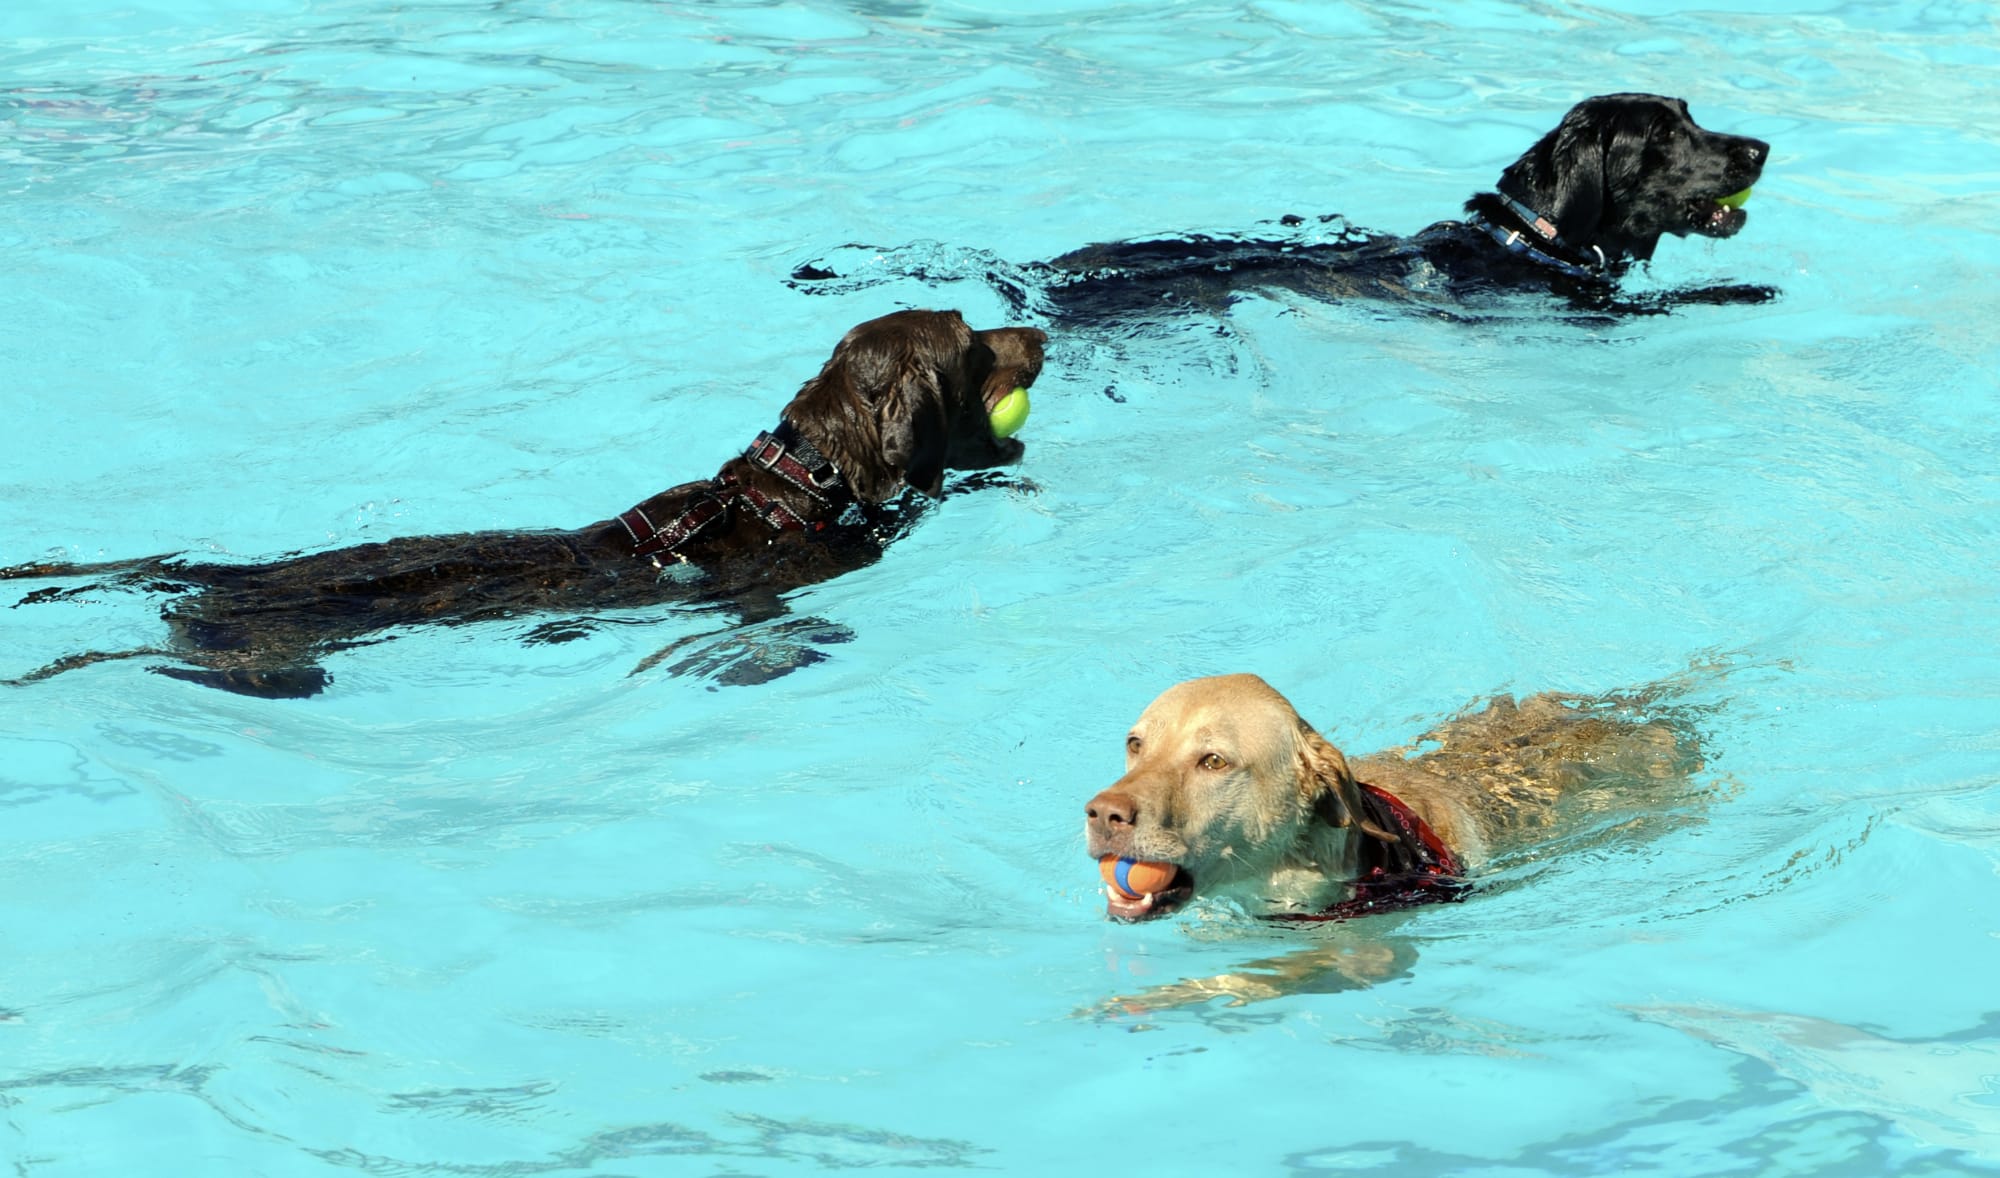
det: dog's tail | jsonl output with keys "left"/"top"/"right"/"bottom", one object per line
{"left": 1, "top": 554, "right": 173, "bottom": 581}
{"left": 2, "top": 646, "right": 168, "bottom": 687}
{"left": 3, "top": 648, "right": 331, "bottom": 698}
{"left": 2, "top": 554, "right": 189, "bottom": 609}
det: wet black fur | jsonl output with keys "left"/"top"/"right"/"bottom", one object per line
{"left": 793, "top": 94, "right": 1773, "bottom": 322}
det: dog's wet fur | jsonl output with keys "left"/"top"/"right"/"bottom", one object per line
{"left": 3, "top": 310, "right": 1046, "bottom": 698}
{"left": 1079, "top": 673, "right": 1716, "bottom": 1013}
{"left": 1085, "top": 674, "right": 1707, "bottom": 924}
{"left": 793, "top": 94, "right": 1772, "bottom": 321}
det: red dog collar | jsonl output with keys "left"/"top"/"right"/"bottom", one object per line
{"left": 1266, "top": 783, "right": 1468, "bottom": 924}
{"left": 617, "top": 418, "right": 854, "bottom": 563}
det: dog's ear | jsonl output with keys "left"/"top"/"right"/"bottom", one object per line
{"left": 1595, "top": 111, "right": 1664, "bottom": 260}
{"left": 1499, "top": 103, "right": 1608, "bottom": 243}
{"left": 1500, "top": 98, "right": 1667, "bottom": 255}
{"left": 785, "top": 311, "right": 965, "bottom": 503}
{"left": 874, "top": 343, "right": 954, "bottom": 500}
{"left": 1298, "top": 724, "right": 1396, "bottom": 843}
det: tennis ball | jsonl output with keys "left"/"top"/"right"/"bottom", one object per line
{"left": 1717, "top": 187, "right": 1753, "bottom": 209}
{"left": 989, "top": 387, "right": 1030, "bottom": 439}
{"left": 1099, "top": 856, "right": 1177, "bottom": 900}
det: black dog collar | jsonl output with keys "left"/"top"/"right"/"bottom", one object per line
{"left": 1470, "top": 193, "right": 1610, "bottom": 279}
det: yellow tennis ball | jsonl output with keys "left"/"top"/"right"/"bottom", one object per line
{"left": 1717, "top": 187, "right": 1753, "bottom": 209}
{"left": 1099, "top": 855, "right": 1177, "bottom": 900}
{"left": 988, "top": 387, "right": 1030, "bottom": 439}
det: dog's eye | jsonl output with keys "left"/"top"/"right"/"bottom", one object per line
{"left": 1126, "top": 735, "right": 1142, "bottom": 754}
{"left": 1198, "top": 753, "right": 1228, "bottom": 772}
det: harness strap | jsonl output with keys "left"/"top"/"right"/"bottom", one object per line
{"left": 745, "top": 420, "right": 845, "bottom": 500}
{"left": 1359, "top": 783, "right": 1463, "bottom": 878}
{"left": 617, "top": 417, "right": 853, "bottom": 565}
{"left": 1264, "top": 782, "right": 1468, "bottom": 924}
{"left": 733, "top": 480, "right": 812, "bottom": 533}
{"left": 618, "top": 495, "right": 727, "bottom": 558}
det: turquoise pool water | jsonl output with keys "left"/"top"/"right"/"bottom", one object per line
{"left": 4, "top": 1, "right": 1998, "bottom": 1173}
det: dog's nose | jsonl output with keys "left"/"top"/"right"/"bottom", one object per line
{"left": 1085, "top": 789, "right": 1139, "bottom": 842}
{"left": 1737, "top": 138, "right": 1769, "bottom": 167}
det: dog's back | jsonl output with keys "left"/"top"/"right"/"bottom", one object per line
{"left": 1352, "top": 688, "right": 1709, "bottom": 864}
{"left": 794, "top": 93, "right": 1775, "bottom": 323}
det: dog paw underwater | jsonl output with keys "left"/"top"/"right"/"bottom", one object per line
{"left": 1, "top": 309, "right": 1048, "bottom": 699}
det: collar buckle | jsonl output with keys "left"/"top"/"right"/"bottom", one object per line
{"left": 747, "top": 432, "right": 788, "bottom": 472}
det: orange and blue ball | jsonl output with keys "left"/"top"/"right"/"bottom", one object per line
{"left": 1099, "top": 855, "right": 1176, "bottom": 899}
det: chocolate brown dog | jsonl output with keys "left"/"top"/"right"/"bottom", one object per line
{"left": 4, "top": 310, "right": 1047, "bottom": 698}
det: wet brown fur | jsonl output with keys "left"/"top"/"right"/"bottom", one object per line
{"left": 3, "top": 310, "right": 1046, "bottom": 697}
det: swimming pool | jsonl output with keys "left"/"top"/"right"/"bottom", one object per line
{"left": 4, "top": 0, "right": 1998, "bottom": 1172}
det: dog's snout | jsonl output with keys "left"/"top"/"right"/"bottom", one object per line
{"left": 1085, "top": 789, "right": 1139, "bottom": 841}
{"left": 1736, "top": 138, "right": 1769, "bottom": 167}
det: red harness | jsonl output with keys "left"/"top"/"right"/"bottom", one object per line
{"left": 617, "top": 420, "right": 851, "bottom": 563}
{"left": 1266, "top": 783, "right": 1468, "bottom": 923}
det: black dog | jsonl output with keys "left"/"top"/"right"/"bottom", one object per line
{"left": 791, "top": 94, "right": 1772, "bottom": 321}
{"left": 3, "top": 310, "right": 1047, "bottom": 698}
